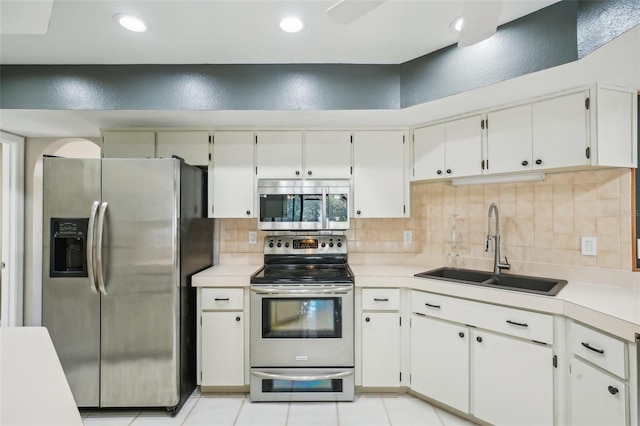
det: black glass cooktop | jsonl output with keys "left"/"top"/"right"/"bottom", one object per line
{"left": 250, "top": 264, "right": 354, "bottom": 284}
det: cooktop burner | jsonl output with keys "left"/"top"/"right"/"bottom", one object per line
{"left": 251, "top": 264, "right": 354, "bottom": 284}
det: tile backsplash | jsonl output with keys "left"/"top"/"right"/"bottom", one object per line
{"left": 219, "top": 168, "right": 633, "bottom": 270}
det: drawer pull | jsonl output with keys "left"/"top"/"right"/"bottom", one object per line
{"left": 214, "top": 298, "right": 230, "bottom": 301}
{"left": 425, "top": 303, "right": 441, "bottom": 309}
{"left": 373, "top": 298, "right": 389, "bottom": 302}
{"left": 608, "top": 386, "right": 619, "bottom": 395}
{"left": 506, "top": 320, "right": 528, "bottom": 328}
{"left": 581, "top": 342, "right": 605, "bottom": 354}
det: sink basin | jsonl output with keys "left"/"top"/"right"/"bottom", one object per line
{"left": 414, "top": 267, "right": 567, "bottom": 296}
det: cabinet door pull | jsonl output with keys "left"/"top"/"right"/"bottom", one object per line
{"left": 373, "top": 298, "right": 389, "bottom": 302}
{"left": 535, "top": 159, "right": 542, "bottom": 165}
{"left": 307, "top": 170, "right": 312, "bottom": 175}
{"left": 522, "top": 160, "right": 528, "bottom": 166}
{"left": 214, "top": 298, "right": 230, "bottom": 301}
{"left": 608, "top": 386, "right": 619, "bottom": 395}
{"left": 236, "top": 316, "right": 241, "bottom": 322}
{"left": 425, "top": 303, "right": 441, "bottom": 309}
{"left": 446, "top": 169, "right": 452, "bottom": 174}
{"left": 436, "top": 169, "right": 442, "bottom": 175}
{"left": 476, "top": 336, "right": 483, "bottom": 343}
{"left": 458, "top": 332, "right": 465, "bottom": 338}
{"left": 365, "top": 317, "right": 370, "bottom": 322}
{"left": 581, "top": 342, "right": 605, "bottom": 354}
{"left": 506, "top": 320, "right": 528, "bottom": 327}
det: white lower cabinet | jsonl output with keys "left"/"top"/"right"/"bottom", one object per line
{"left": 569, "top": 356, "right": 628, "bottom": 426}
{"left": 198, "top": 288, "right": 245, "bottom": 387}
{"left": 410, "top": 314, "right": 469, "bottom": 412}
{"left": 361, "top": 312, "right": 400, "bottom": 387}
{"left": 472, "top": 329, "right": 554, "bottom": 426}
{"left": 201, "top": 311, "right": 244, "bottom": 386}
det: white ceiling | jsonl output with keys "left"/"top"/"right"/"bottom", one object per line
{"left": 0, "top": 0, "right": 560, "bottom": 65}
{"left": 1, "top": 1, "right": 638, "bottom": 139}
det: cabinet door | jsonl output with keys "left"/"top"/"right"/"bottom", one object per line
{"left": 472, "top": 330, "right": 553, "bottom": 426}
{"left": 486, "top": 105, "right": 533, "bottom": 174}
{"left": 304, "top": 131, "right": 352, "bottom": 179}
{"left": 210, "top": 131, "right": 255, "bottom": 218}
{"left": 411, "top": 315, "right": 469, "bottom": 413}
{"left": 413, "top": 124, "right": 445, "bottom": 181}
{"left": 569, "top": 357, "right": 628, "bottom": 426}
{"left": 361, "top": 312, "right": 400, "bottom": 387}
{"left": 255, "top": 131, "right": 303, "bottom": 179}
{"left": 353, "top": 131, "right": 405, "bottom": 218}
{"left": 444, "top": 116, "right": 483, "bottom": 178}
{"left": 595, "top": 86, "right": 637, "bottom": 167}
{"left": 532, "top": 91, "right": 589, "bottom": 170}
{"left": 102, "top": 131, "right": 155, "bottom": 158}
{"left": 156, "top": 131, "right": 210, "bottom": 166}
{"left": 201, "top": 312, "right": 244, "bottom": 386}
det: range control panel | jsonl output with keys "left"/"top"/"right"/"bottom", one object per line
{"left": 263, "top": 235, "right": 347, "bottom": 255}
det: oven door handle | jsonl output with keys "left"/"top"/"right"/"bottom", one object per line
{"left": 251, "top": 370, "right": 353, "bottom": 382}
{"left": 250, "top": 286, "right": 353, "bottom": 295}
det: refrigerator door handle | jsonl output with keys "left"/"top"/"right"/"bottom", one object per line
{"left": 87, "top": 201, "right": 100, "bottom": 294}
{"left": 96, "top": 201, "right": 108, "bottom": 296}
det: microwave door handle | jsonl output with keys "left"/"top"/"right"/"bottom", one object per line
{"left": 251, "top": 370, "right": 353, "bottom": 381}
{"left": 86, "top": 201, "right": 100, "bottom": 294}
{"left": 95, "top": 201, "right": 108, "bottom": 296}
{"left": 323, "top": 191, "right": 328, "bottom": 229}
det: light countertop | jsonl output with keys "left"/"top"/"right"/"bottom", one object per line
{"left": 193, "top": 263, "right": 640, "bottom": 341}
{"left": 0, "top": 327, "right": 83, "bottom": 426}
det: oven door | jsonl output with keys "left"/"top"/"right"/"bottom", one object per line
{"left": 250, "top": 284, "right": 354, "bottom": 368}
{"left": 250, "top": 367, "right": 355, "bottom": 402}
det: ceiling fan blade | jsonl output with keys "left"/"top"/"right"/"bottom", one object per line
{"left": 326, "top": 0, "right": 386, "bottom": 25}
{"left": 458, "top": 0, "right": 503, "bottom": 47}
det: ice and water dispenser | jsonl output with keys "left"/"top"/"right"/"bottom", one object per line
{"left": 49, "top": 218, "right": 89, "bottom": 277}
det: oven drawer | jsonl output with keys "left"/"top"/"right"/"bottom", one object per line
{"left": 362, "top": 288, "right": 400, "bottom": 311}
{"left": 201, "top": 288, "right": 244, "bottom": 311}
{"left": 250, "top": 367, "right": 355, "bottom": 402}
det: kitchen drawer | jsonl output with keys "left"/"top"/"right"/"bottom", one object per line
{"left": 472, "top": 303, "right": 554, "bottom": 345}
{"left": 569, "top": 321, "right": 627, "bottom": 379}
{"left": 201, "top": 288, "right": 244, "bottom": 311}
{"left": 411, "top": 290, "right": 553, "bottom": 344}
{"left": 411, "top": 290, "right": 474, "bottom": 323}
{"left": 362, "top": 288, "right": 400, "bottom": 311}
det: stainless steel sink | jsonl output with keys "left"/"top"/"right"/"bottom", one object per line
{"left": 414, "top": 267, "right": 567, "bottom": 296}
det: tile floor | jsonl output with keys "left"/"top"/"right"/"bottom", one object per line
{"left": 80, "top": 390, "right": 476, "bottom": 426}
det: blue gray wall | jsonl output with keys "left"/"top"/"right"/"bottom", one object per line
{"left": 0, "top": 0, "right": 637, "bottom": 112}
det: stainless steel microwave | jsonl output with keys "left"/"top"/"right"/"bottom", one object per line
{"left": 257, "top": 180, "right": 350, "bottom": 231}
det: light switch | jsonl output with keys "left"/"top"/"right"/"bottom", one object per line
{"left": 581, "top": 236, "right": 597, "bottom": 256}
{"left": 403, "top": 231, "right": 412, "bottom": 244}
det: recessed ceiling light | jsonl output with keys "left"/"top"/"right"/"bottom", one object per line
{"left": 113, "top": 14, "right": 147, "bottom": 33}
{"left": 280, "top": 16, "right": 303, "bottom": 33}
{"left": 450, "top": 16, "right": 464, "bottom": 33}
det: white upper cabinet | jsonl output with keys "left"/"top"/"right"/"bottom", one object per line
{"left": 103, "top": 130, "right": 210, "bottom": 166}
{"left": 486, "top": 104, "right": 533, "bottom": 175}
{"left": 532, "top": 90, "right": 589, "bottom": 170}
{"left": 412, "top": 124, "right": 445, "bottom": 181}
{"left": 210, "top": 131, "right": 255, "bottom": 218}
{"left": 591, "top": 85, "right": 637, "bottom": 168}
{"left": 304, "top": 131, "right": 352, "bottom": 178}
{"left": 444, "top": 116, "right": 483, "bottom": 178}
{"left": 156, "top": 131, "right": 210, "bottom": 166}
{"left": 255, "top": 131, "right": 303, "bottom": 179}
{"left": 353, "top": 131, "right": 405, "bottom": 218}
{"left": 103, "top": 131, "right": 156, "bottom": 158}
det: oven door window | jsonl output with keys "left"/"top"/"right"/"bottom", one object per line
{"left": 262, "top": 379, "right": 343, "bottom": 393}
{"left": 262, "top": 297, "right": 342, "bottom": 338}
{"left": 259, "top": 194, "right": 323, "bottom": 224}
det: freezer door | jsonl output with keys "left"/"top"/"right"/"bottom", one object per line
{"left": 99, "top": 159, "right": 181, "bottom": 407}
{"left": 42, "top": 157, "right": 101, "bottom": 407}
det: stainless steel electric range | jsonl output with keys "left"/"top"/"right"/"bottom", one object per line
{"left": 249, "top": 235, "right": 355, "bottom": 402}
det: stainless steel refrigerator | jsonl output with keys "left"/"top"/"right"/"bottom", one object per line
{"left": 42, "top": 157, "right": 213, "bottom": 411}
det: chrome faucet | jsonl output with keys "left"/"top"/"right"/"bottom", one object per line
{"left": 486, "top": 202, "right": 510, "bottom": 274}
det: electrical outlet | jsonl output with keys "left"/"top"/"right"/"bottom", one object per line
{"left": 403, "top": 231, "right": 412, "bottom": 244}
{"left": 581, "top": 236, "right": 597, "bottom": 256}
{"left": 248, "top": 231, "right": 257, "bottom": 244}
